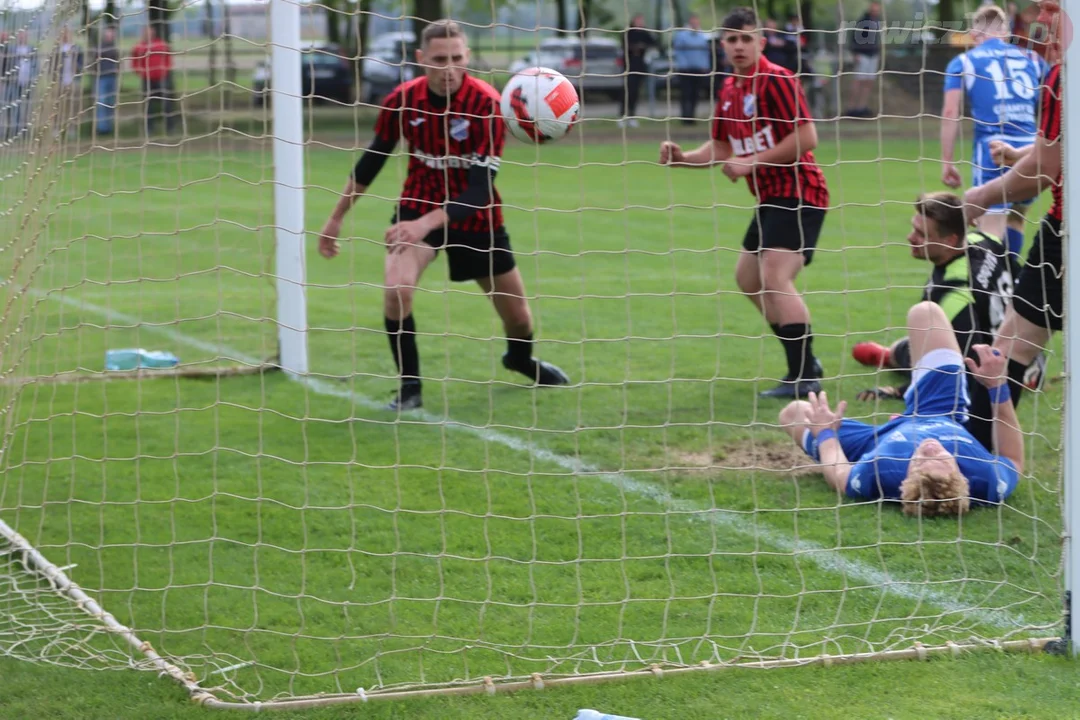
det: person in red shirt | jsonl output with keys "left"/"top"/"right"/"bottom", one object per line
{"left": 659, "top": 6, "right": 830, "bottom": 399}
{"left": 317, "top": 20, "right": 569, "bottom": 412}
{"left": 963, "top": 0, "right": 1063, "bottom": 394}
{"left": 131, "top": 25, "right": 175, "bottom": 135}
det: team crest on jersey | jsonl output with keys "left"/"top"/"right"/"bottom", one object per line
{"left": 743, "top": 94, "right": 756, "bottom": 117}
{"left": 449, "top": 117, "right": 470, "bottom": 141}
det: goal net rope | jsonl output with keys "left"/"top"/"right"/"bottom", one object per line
{"left": 0, "top": 0, "right": 1065, "bottom": 709}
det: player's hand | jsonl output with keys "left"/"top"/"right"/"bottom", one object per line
{"left": 318, "top": 217, "right": 342, "bottom": 259}
{"left": 806, "top": 390, "right": 847, "bottom": 437}
{"left": 965, "top": 344, "right": 1008, "bottom": 389}
{"left": 722, "top": 158, "right": 753, "bottom": 182}
{"left": 385, "top": 219, "right": 430, "bottom": 253}
{"left": 941, "top": 162, "right": 963, "bottom": 189}
{"left": 855, "top": 386, "right": 904, "bottom": 402}
{"left": 961, "top": 187, "right": 988, "bottom": 226}
{"left": 989, "top": 140, "right": 1018, "bottom": 167}
{"left": 659, "top": 141, "right": 684, "bottom": 165}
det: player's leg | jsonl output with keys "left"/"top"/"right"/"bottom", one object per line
{"left": 1004, "top": 200, "right": 1032, "bottom": 259}
{"left": 755, "top": 201, "right": 827, "bottom": 399}
{"left": 479, "top": 268, "right": 570, "bottom": 387}
{"left": 994, "top": 215, "right": 1062, "bottom": 365}
{"left": 383, "top": 240, "right": 438, "bottom": 411}
{"left": 976, "top": 210, "right": 1008, "bottom": 246}
{"left": 902, "top": 301, "right": 972, "bottom": 421}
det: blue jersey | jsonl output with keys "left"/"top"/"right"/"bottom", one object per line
{"left": 844, "top": 416, "right": 1019, "bottom": 504}
{"left": 944, "top": 38, "right": 1044, "bottom": 140}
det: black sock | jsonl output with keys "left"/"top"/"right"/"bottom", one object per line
{"left": 506, "top": 333, "right": 536, "bottom": 370}
{"left": 776, "top": 324, "right": 816, "bottom": 379}
{"left": 770, "top": 323, "right": 781, "bottom": 338}
{"left": 385, "top": 315, "right": 420, "bottom": 388}
{"left": 1006, "top": 358, "right": 1029, "bottom": 408}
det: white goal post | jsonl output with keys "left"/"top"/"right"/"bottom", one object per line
{"left": 0, "top": 0, "right": 1077, "bottom": 710}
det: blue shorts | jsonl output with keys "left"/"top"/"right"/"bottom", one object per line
{"left": 802, "top": 349, "right": 970, "bottom": 462}
{"left": 973, "top": 136, "right": 1035, "bottom": 214}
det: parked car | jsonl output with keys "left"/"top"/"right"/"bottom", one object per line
{"left": 362, "top": 31, "right": 418, "bottom": 105}
{"left": 508, "top": 36, "right": 626, "bottom": 100}
{"left": 253, "top": 42, "right": 355, "bottom": 106}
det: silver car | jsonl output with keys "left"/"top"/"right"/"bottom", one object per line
{"left": 508, "top": 36, "right": 626, "bottom": 99}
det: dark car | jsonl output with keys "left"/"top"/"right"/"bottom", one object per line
{"left": 253, "top": 42, "right": 355, "bottom": 106}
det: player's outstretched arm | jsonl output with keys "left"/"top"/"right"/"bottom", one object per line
{"left": 962, "top": 133, "right": 1060, "bottom": 223}
{"left": 659, "top": 139, "right": 732, "bottom": 168}
{"left": 805, "top": 391, "right": 852, "bottom": 493}
{"left": 965, "top": 344, "right": 1025, "bottom": 473}
{"left": 318, "top": 137, "right": 396, "bottom": 259}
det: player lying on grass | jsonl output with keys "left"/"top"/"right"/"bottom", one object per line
{"left": 659, "top": 6, "right": 830, "bottom": 399}
{"left": 317, "top": 19, "right": 568, "bottom": 411}
{"left": 850, "top": 192, "right": 1043, "bottom": 453}
{"left": 940, "top": 4, "right": 1045, "bottom": 258}
{"left": 964, "top": 0, "right": 1063, "bottom": 402}
{"left": 781, "top": 301, "right": 1022, "bottom": 516}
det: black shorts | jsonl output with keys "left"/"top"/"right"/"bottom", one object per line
{"left": 1012, "top": 215, "right": 1063, "bottom": 332}
{"left": 742, "top": 198, "right": 827, "bottom": 266}
{"left": 393, "top": 210, "right": 516, "bottom": 283}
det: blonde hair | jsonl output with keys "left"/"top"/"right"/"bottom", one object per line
{"left": 971, "top": 5, "right": 1009, "bottom": 33}
{"left": 900, "top": 469, "right": 971, "bottom": 517}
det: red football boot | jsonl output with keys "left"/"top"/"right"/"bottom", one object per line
{"left": 852, "top": 342, "right": 892, "bottom": 369}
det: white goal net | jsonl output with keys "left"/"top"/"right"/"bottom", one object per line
{"left": 0, "top": 0, "right": 1067, "bottom": 709}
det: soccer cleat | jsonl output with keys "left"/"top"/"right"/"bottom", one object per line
{"left": 758, "top": 359, "right": 824, "bottom": 400}
{"left": 387, "top": 383, "right": 422, "bottom": 412}
{"left": 856, "top": 386, "right": 905, "bottom": 402}
{"left": 502, "top": 353, "right": 570, "bottom": 387}
{"left": 852, "top": 341, "right": 892, "bottom": 369}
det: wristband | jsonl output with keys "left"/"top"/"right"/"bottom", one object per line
{"left": 988, "top": 383, "right": 1011, "bottom": 405}
{"left": 815, "top": 428, "right": 838, "bottom": 446}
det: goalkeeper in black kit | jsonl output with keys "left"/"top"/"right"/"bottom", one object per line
{"left": 851, "top": 192, "right": 1044, "bottom": 452}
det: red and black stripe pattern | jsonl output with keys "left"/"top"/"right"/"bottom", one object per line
{"left": 1039, "top": 63, "right": 1062, "bottom": 222}
{"left": 374, "top": 74, "right": 506, "bottom": 233}
{"left": 712, "top": 57, "right": 829, "bottom": 208}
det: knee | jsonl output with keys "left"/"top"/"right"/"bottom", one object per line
{"left": 383, "top": 281, "right": 415, "bottom": 315}
{"left": 907, "top": 300, "right": 946, "bottom": 331}
{"left": 779, "top": 400, "right": 811, "bottom": 428}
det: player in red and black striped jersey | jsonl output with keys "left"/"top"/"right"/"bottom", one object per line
{"left": 962, "top": 0, "right": 1063, "bottom": 397}
{"left": 317, "top": 20, "right": 568, "bottom": 411}
{"left": 659, "top": 6, "right": 830, "bottom": 399}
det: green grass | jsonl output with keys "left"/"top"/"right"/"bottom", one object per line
{"left": 0, "top": 132, "right": 1069, "bottom": 715}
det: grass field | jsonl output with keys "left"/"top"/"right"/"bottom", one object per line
{"left": 0, "top": 128, "right": 1070, "bottom": 716}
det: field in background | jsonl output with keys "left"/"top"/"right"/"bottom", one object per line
{"left": 0, "top": 135, "right": 1068, "bottom": 713}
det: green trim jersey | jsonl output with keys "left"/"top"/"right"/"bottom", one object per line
{"left": 922, "top": 232, "right": 1018, "bottom": 351}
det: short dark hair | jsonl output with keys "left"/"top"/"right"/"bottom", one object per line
{"left": 914, "top": 191, "right": 966, "bottom": 241}
{"left": 421, "top": 19, "right": 465, "bottom": 48}
{"left": 721, "top": 7, "right": 760, "bottom": 32}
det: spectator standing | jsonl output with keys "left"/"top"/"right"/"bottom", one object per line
{"left": 12, "top": 30, "right": 36, "bottom": 136}
{"left": 672, "top": 13, "right": 712, "bottom": 123}
{"left": 846, "top": 1, "right": 882, "bottom": 118}
{"left": 55, "top": 27, "right": 84, "bottom": 137}
{"left": 764, "top": 19, "right": 795, "bottom": 71}
{"left": 618, "top": 13, "right": 655, "bottom": 127}
{"left": 91, "top": 25, "right": 120, "bottom": 135}
{"left": 132, "top": 26, "right": 176, "bottom": 136}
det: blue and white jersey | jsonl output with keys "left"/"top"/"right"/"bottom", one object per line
{"left": 944, "top": 37, "right": 1045, "bottom": 141}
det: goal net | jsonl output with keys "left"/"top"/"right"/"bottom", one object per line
{"left": 0, "top": 0, "right": 1066, "bottom": 709}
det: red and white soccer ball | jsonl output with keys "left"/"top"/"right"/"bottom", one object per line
{"left": 500, "top": 67, "right": 580, "bottom": 144}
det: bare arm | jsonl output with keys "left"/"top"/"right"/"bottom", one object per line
{"left": 328, "top": 176, "right": 368, "bottom": 223}
{"left": 660, "top": 138, "right": 733, "bottom": 167}
{"left": 749, "top": 122, "right": 817, "bottom": 167}
{"left": 966, "top": 132, "right": 1060, "bottom": 210}
{"left": 816, "top": 435, "right": 853, "bottom": 492}
{"left": 940, "top": 89, "right": 963, "bottom": 164}
{"left": 965, "top": 345, "right": 1025, "bottom": 473}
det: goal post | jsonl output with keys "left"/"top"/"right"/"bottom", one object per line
{"left": 270, "top": 0, "right": 308, "bottom": 377}
{"left": 1063, "top": 0, "right": 1079, "bottom": 660}
{"left": 0, "top": 0, "right": 1074, "bottom": 710}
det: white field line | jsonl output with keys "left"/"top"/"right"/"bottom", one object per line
{"left": 33, "top": 288, "right": 1037, "bottom": 632}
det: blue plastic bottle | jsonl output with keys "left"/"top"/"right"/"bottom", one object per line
{"left": 105, "top": 349, "right": 180, "bottom": 371}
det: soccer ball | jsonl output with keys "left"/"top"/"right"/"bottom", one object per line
{"left": 500, "top": 67, "right": 580, "bottom": 144}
